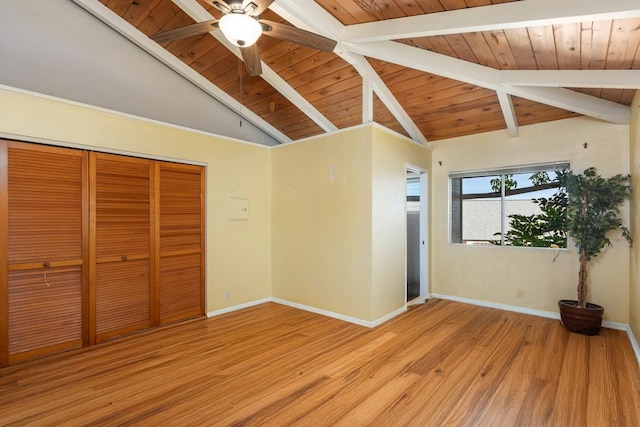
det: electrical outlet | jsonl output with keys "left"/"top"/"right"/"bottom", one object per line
{"left": 516, "top": 289, "right": 525, "bottom": 298}
{"left": 224, "top": 290, "right": 231, "bottom": 299}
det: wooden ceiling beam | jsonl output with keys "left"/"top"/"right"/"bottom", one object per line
{"left": 500, "top": 70, "right": 640, "bottom": 89}
{"left": 343, "top": 0, "right": 640, "bottom": 42}
{"left": 71, "top": 0, "right": 291, "bottom": 143}
{"left": 345, "top": 40, "right": 631, "bottom": 124}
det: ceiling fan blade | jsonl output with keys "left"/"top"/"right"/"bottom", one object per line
{"left": 259, "top": 20, "right": 337, "bottom": 52}
{"left": 151, "top": 20, "right": 219, "bottom": 43}
{"left": 243, "top": 0, "right": 274, "bottom": 16}
{"left": 241, "top": 45, "right": 262, "bottom": 77}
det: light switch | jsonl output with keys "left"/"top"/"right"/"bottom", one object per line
{"left": 229, "top": 197, "right": 249, "bottom": 220}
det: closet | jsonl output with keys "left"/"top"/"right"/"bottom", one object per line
{"left": 0, "top": 141, "right": 205, "bottom": 366}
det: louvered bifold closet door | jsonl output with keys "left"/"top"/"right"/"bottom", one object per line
{"left": 157, "top": 162, "right": 205, "bottom": 324}
{"left": 0, "top": 141, "right": 88, "bottom": 366}
{"left": 90, "top": 153, "right": 155, "bottom": 343}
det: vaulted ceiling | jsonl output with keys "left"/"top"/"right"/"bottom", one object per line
{"left": 74, "top": 0, "right": 640, "bottom": 146}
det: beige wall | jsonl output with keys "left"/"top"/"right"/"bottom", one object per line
{"left": 272, "top": 125, "right": 431, "bottom": 322}
{"left": 371, "top": 127, "right": 431, "bottom": 319}
{"left": 431, "top": 117, "right": 631, "bottom": 323}
{"left": 271, "top": 126, "right": 374, "bottom": 320}
{"left": 0, "top": 87, "right": 272, "bottom": 312}
{"left": 630, "top": 92, "right": 640, "bottom": 336}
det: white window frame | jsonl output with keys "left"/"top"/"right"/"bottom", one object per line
{"left": 449, "top": 162, "right": 570, "bottom": 247}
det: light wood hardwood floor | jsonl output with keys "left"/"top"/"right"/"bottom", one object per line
{"left": 1, "top": 299, "right": 639, "bottom": 426}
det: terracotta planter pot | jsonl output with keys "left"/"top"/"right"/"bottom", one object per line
{"left": 558, "top": 299, "right": 604, "bottom": 336}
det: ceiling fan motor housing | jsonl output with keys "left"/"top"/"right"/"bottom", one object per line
{"left": 217, "top": 1, "right": 258, "bottom": 16}
{"left": 218, "top": 11, "right": 263, "bottom": 47}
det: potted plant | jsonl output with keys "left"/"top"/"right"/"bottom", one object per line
{"left": 558, "top": 167, "right": 632, "bottom": 335}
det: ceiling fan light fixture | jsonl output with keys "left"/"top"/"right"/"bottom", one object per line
{"left": 219, "top": 13, "right": 262, "bottom": 47}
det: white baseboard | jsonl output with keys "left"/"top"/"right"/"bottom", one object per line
{"left": 407, "top": 297, "right": 428, "bottom": 306}
{"left": 370, "top": 306, "right": 408, "bottom": 328}
{"left": 431, "top": 293, "right": 640, "bottom": 367}
{"left": 206, "top": 298, "right": 272, "bottom": 318}
{"left": 623, "top": 325, "right": 640, "bottom": 367}
{"left": 207, "top": 297, "right": 407, "bottom": 328}
{"left": 431, "top": 293, "right": 560, "bottom": 320}
{"left": 271, "top": 298, "right": 407, "bottom": 328}
{"left": 601, "top": 320, "right": 629, "bottom": 331}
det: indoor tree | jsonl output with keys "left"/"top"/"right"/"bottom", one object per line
{"left": 565, "top": 167, "right": 632, "bottom": 308}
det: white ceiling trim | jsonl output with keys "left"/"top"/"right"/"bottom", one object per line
{"left": 173, "top": 0, "right": 338, "bottom": 133}
{"left": 346, "top": 53, "right": 429, "bottom": 144}
{"left": 271, "top": 0, "right": 429, "bottom": 144}
{"left": 270, "top": 0, "right": 345, "bottom": 41}
{"left": 343, "top": 0, "right": 640, "bottom": 42}
{"left": 503, "top": 85, "right": 631, "bottom": 124}
{"left": 362, "top": 76, "right": 373, "bottom": 123}
{"left": 344, "top": 40, "right": 631, "bottom": 124}
{"left": 496, "top": 92, "right": 519, "bottom": 137}
{"left": 500, "top": 70, "right": 640, "bottom": 89}
{"left": 351, "top": 40, "right": 502, "bottom": 90}
{"left": 71, "top": 0, "right": 291, "bottom": 143}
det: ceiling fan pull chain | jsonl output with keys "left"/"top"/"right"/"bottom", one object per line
{"left": 239, "top": 57, "right": 244, "bottom": 126}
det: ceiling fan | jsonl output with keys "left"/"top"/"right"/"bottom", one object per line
{"left": 151, "top": 0, "right": 337, "bottom": 77}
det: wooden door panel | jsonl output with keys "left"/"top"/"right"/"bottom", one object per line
{"left": 94, "top": 155, "right": 151, "bottom": 260}
{"left": 159, "top": 253, "right": 202, "bottom": 323}
{"left": 159, "top": 166, "right": 203, "bottom": 253}
{"left": 1, "top": 141, "right": 87, "bottom": 366}
{"left": 8, "top": 267, "right": 83, "bottom": 363}
{"left": 158, "top": 163, "right": 204, "bottom": 324}
{"left": 8, "top": 145, "right": 84, "bottom": 264}
{"left": 95, "top": 259, "right": 151, "bottom": 340}
{"left": 91, "top": 153, "right": 154, "bottom": 342}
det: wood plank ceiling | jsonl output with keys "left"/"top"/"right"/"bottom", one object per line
{"left": 77, "top": 0, "right": 640, "bottom": 145}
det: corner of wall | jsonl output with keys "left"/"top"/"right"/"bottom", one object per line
{"left": 629, "top": 92, "right": 640, "bottom": 342}
{"left": 370, "top": 127, "right": 431, "bottom": 320}
{"left": 270, "top": 127, "right": 375, "bottom": 321}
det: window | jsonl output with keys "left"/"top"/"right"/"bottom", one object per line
{"left": 450, "top": 163, "right": 569, "bottom": 248}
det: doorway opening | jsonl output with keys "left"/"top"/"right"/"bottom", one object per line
{"left": 406, "top": 166, "right": 428, "bottom": 303}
